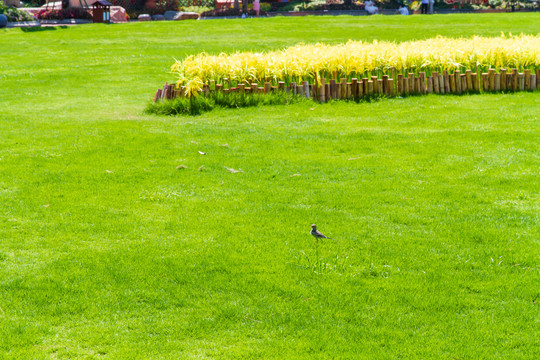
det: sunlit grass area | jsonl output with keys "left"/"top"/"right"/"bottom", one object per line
{"left": 1, "top": 13, "right": 539, "bottom": 359}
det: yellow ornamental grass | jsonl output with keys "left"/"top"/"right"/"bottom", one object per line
{"left": 184, "top": 76, "right": 204, "bottom": 98}
{"left": 171, "top": 35, "right": 540, "bottom": 86}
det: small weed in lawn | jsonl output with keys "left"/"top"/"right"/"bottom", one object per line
{"left": 292, "top": 244, "right": 350, "bottom": 275}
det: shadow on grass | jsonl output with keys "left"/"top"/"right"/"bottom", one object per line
{"left": 20, "top": 25, "right": 70, "bottom": 32}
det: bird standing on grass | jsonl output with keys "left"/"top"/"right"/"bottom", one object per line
{"left": 310, "top": 224, "right": 335, "bottom": 241}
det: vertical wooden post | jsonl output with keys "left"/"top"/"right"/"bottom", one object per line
{"left": 154, "top": 88, "right": 162, "bottom": 102}
{"left": 216, "top": 84, "right": 223, "bottom": 92}
{"left": 311, "top": 79, "right": 317, "bottom": 102}
{"left": 494, "top": 73, "right": 500, "bottom": 91}
{"left": 419, "top": 72, "right": 426, "bottom": 94}
{"left": 403, "top": 75, "right": 409, "bottom": 95}
{"left": 264, "top": 82, "right": 271, "bottom": 93}
{"left": 278, "top": 81, "right": 285, "bottom": 92}
{"left": 297, "top": 84, "right": 303, "bottom": 97}
{"left": 388, "top": 79, "right": 395, "bottom": 96}
{"left": 465, "top": 70, "right": 472, "bottom": 92}
{"left": 427, "top": 77, "right": 433, "bottom": 93}
{"left": 351, "top": 78, "right": 358, "bottom": 99}
{"left": 376, "top": 79, "right": 383, "bottom": 95}
{"left": 238, "top": 84, "right": 245, "bottom": 93}
{"left": 367, "top": 80, "right": 374, "bottom": 95}
{"left": 500, "top": 69, "right": 507, "bottom": 91}
{"left": 371, "top": 76, "right": 378, "bottom": 93}
{"left": 518, "top": 73, "right": 525, "bottom": 91}
{"left": 346, "top": 82, "right": 352, "bottom": 99}
{"left": 161, "top": 83, "right": 169, "bottom": 100}
{"left": 455, "top": 70, "right": 461, "bottom": 93}
{"left": 325, "top": 83, "right": 331, "bottom": 100}
{"left": 362, "top": 78, "right": 369, "bottom": 95}
{"left": 397, "top": 74, "right": 404, "bottom": 95}
{"left": 524, "top": 70, "right": 531, "bottom": 90}
{"left": 291, "top": 82, "right": 297, "bottom": 95}
{"left": 438, "top": 74, "right": 445, "bottom": 94}
{"left": 340, "top": 78, "right": 347, "bottom": 99}
{"left": 472, "top": 73, "right": 479, "bottom": 92}
{"left": 449, "top": 74, "right": 455, "bottom": 93}
{"left": 433, "top": 71, "right": 440, "bottom": 93}
{"left": 319, "top": 78, "right": 326, "bottom": 103}
{"left": 415, "top": 77, "right": 422, "bottom": 94}
{"left": 461, "top": 74, "right": 467, "bottom": 93}
{"left": 164, "top": 83, "right": 172, "bottom": 100}
{"left": 531, "top": 74, "right": 537, "bottom": 91}
{"left": 536, "top": 69, "right": 540, "bottom": 88}
{"left": 488, "top": 69, "right": 495, "bottom": 91}
{"left": 302, "top": 81, "right": 310, "bottom": 99}
{"left": 382, "top": 75, "right": 389, "bottom": 95}
{"left": 511, "top": 69, "right": 518, "bottom": 91}
{"left": 408, "top": 73, "right": 415, "bottom": 94}
{"left": 443, "top": 71, "right": 450, "bottom": 93}
{"left": 251, "top": 83, "right": 258, "bottom": 93}
{"left": 357, "top": 79, "right": 364, "bottom": 98}
{"left": 329, "top": 79, "right": 336, "bottom": 99}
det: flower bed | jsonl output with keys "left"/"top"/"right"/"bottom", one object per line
{"left": 200, "top": 7, "right": 266, "bottom": 17}
{"left": 149, "top": 36, "right": 539, "bottom": 117}
{"left": 151, "top": 35, "right": 539, "bottom": 109}
{"left": 0, "top": 3, "right": 34, "bottom": 22}
{"left": 34, "top": 8, "right": 92, "bottom": 21}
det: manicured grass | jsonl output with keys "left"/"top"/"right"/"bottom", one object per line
{"left": 1, "top": 14, "right": 539, "bottom": 359}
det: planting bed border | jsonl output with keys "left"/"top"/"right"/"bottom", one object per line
{"left": 153, "top": 68, "right": 539, "bottom": 103}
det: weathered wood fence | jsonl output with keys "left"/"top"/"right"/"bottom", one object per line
{"left": 154, "top": 68, "right": 539, "bottom": 102}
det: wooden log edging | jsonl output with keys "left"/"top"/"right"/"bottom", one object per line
{"left": 154, "top": 68, "right": 540, "bottom": 102}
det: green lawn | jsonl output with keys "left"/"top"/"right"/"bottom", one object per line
{"left": 1, "top": 14, "right": 539, "bottom": 359}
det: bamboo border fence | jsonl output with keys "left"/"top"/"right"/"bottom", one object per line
{"left": 153, "top": 68, "right": 540, "bottom": 102}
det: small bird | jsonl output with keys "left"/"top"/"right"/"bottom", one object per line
{"left": 310, "top": 224, "right": 335, "bottom": 241}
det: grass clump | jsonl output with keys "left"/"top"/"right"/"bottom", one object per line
{"left": 146, "top": 90, "right": 306, "bottom": 116}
